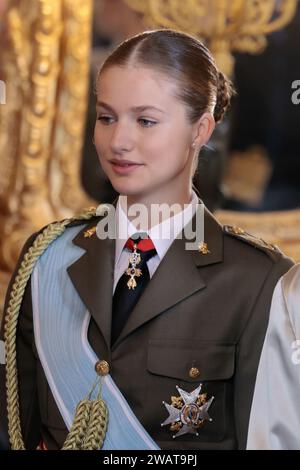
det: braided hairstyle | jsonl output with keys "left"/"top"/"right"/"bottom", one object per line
{"left": 214, "top": 71, "right": 233, "bottom": 123}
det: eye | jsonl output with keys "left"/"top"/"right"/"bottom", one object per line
{"left": 97, "top": 115, "right": 115, "bottom": 125}
{"left": 138, "top": 118, "right": 157, "bottom": 128}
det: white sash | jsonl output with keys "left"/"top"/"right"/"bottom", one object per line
{"left": 31, "top": 225, "right": 159, "bottom": 450}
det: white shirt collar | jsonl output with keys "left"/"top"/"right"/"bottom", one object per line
{"left": 114, "top": 190, "right": 199, "bottom": 266}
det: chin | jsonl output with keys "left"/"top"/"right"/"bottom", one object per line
{"left": 109, "top": 177, "right": 144, "bottom": 196}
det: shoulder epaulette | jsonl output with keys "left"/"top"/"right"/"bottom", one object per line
{"left": 223, "top": 225, "right": 282, "bottom": 255}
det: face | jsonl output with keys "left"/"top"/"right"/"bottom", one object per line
{"left": 94, "top": 64, "right": 198, "bottom": 205}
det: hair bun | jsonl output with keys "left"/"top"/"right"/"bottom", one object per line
{"left": 214, "top": 71, "right": 234, "bottom": 123}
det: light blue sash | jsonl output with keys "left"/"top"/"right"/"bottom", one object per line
{"left": 31, "top": 225, "right": 159, "bottom": 450}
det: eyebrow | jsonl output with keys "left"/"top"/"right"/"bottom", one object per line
{"left": 96, "top": 101, "right": 165, "bottom": 114}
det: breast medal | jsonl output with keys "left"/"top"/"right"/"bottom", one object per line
{"left": 161, "top": 383, "right": 214, "bottom": 438}
{"left": 125, "top": 243, "right": 142, "bottom": 289}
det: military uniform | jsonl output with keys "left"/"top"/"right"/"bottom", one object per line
{"left": 0, "top": 206, "right": 294, "bottom": 450}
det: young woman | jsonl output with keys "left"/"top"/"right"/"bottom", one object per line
{"left": 0, "top": 29, "right": 294, "bottom": 450}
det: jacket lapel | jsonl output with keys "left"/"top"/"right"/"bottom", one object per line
{"left": 67, "top": 219, "right": 115, "bottom": 349}
{"left": 66, "top": 203, "right": 224, "bottom": 350}
{"left": 114, "top": 207, "right": 224, "bottom": 348}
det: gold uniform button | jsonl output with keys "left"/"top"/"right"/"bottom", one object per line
{"left": 189, "top": 367, "right": 200, "bottom": 379}
{"left": 95, "top": 360, "right": 110, "bottom": 376}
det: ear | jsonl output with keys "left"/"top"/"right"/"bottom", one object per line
{"left": 192, "top": 112, "right": 215, "bottom": 148}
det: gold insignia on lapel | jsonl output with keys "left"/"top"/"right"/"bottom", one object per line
{"left": 84, "top": 226, "right": 97, "bottom": 238}
{"left": 161, "top": 384, "right": 214, "bottom": 438}
{"left": 198, "top": 241, "right": 210, "bottom": 254}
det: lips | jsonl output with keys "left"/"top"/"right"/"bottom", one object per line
{"left": 110, "top": 159, "right": 144, "bottom": 175}
{"left": 110, "top": 159, "right": 141, "bottom": 166}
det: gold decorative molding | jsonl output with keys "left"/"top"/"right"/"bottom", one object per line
{"left": 223, "top": 147, "right": 272, "bottom": 206}
{"left": 125, "top": 0, "right": 297, "bottom": 75}
{"left": 0, "top": 0, "right": 94, "bottom": 278}
{"left": 52, "top": 0, "right": 93, "bottom": 214}
{"left": 216, "top": 208, "right": 300, "bottom": 262}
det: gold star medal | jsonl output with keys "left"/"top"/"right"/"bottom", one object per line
{"left": 84, "top": 226, "right": 97, "bottom": 238}
{"left": 161, "top": 384, "right": 214, "bottom": 438}
{"left": 198, "top": 241, "right": 210, "bottom": 254}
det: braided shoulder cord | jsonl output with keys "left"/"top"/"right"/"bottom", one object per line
{"left": 4, "top": 208, "right": 98, "bottom": 450}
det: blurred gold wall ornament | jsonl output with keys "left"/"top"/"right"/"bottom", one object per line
{"left": 124, "top": 0, "right": 297, "bottom": 76}
{"left": 0, "top": 0, "right": 93, "bottom": 276}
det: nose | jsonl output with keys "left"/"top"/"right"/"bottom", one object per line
{"left": 110, "top": 119, "right": 134, "bottom": 154}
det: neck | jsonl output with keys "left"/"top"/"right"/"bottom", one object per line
{"left": 120, "top": 187, "right": 193, "bottom": 230}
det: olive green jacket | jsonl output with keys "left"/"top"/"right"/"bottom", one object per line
{"left": 0, "top": 207, "right": 294, "bottom": 450}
